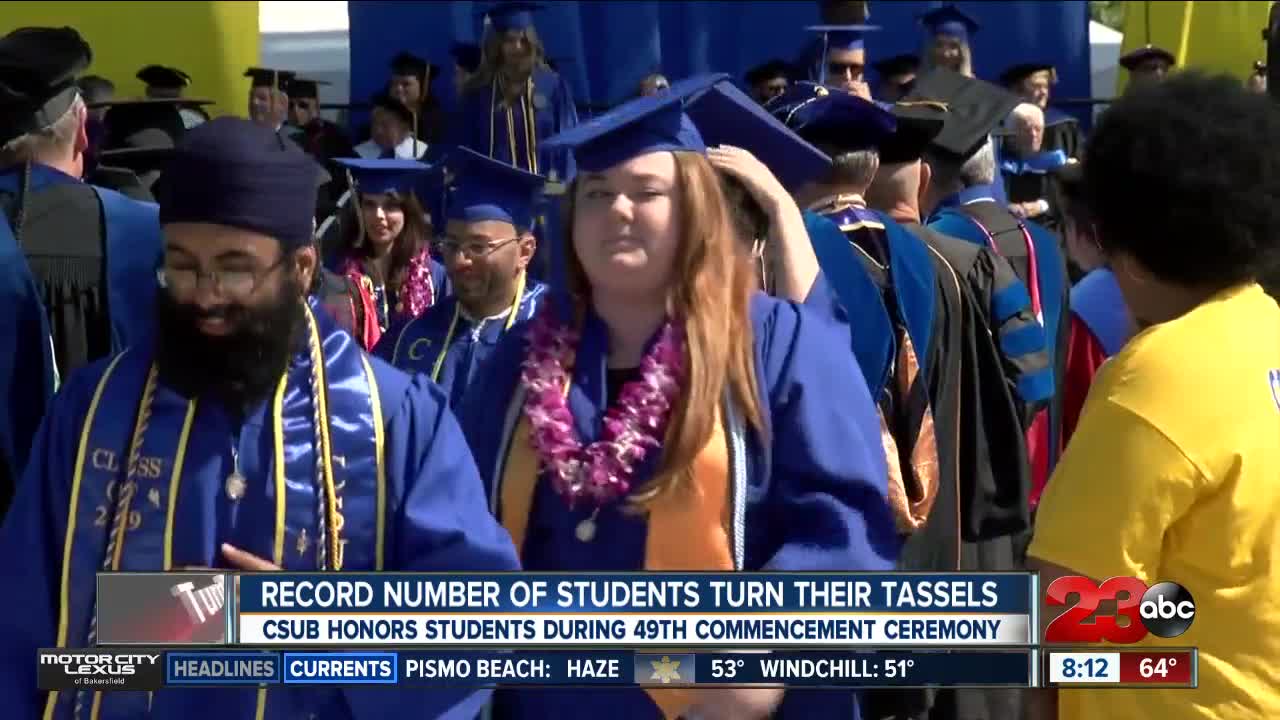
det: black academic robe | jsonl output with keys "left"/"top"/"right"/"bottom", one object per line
{"left": 859, "top": 222, "right": 1041, "bottom": 720}
{"left": 1043, "top": 109, "right": 1085, "bottom": 161}
{"left": 806, "top": 205, "right": 964, "bottom": 570}
{"left": 86, "top": 166, "right": 154, "bottom": 203}
{"left": 0, "top": 169, "right": 161, "bottom": 521}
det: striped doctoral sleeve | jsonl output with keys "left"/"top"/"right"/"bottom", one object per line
{"left": 983, "top": 249, "right": 1054, "bottom": 412}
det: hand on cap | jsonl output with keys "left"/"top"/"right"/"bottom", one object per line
{"left": 706, "top": 145, "right": 791, "bottom": 219}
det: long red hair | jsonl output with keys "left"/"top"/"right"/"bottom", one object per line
{"left": 564, "top": 151, "right": 766, "bottom": 503}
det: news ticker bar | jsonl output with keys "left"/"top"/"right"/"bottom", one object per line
{"left": 37, "top": 647, "right": 1197, "bottom": 692}
{"left": 40, "top": 649, "right": 1032, "bottom": 691}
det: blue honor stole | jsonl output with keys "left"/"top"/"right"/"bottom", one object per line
{"left": 45, "top": 301, "right": 388, "bottom": 720}
{"left": 1000, "top": 149, "right": 1069, "bottom": 176}
{"left": 808, "top": 204, "right": 937, "bottom": 397}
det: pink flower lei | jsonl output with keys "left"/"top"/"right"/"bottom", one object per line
{"left": 520, "top": 303, "right": 686, "bottom": 508}
{"left": 339, "top": 247, "right": 435, "bottom": 318}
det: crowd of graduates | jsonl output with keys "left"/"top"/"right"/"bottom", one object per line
{"left": 0, "top": 1, "right": 1279, "bottom": 720}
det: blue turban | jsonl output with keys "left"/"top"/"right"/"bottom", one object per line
{"left": 158, "top": 116, "right": 319, "bottom": 250}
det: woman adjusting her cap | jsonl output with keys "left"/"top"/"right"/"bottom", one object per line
{"left": 456, "top": 92, "right": 899, "bottom": 720}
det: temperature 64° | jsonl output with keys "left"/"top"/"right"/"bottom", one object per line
{"left": 1140, "top": 657, "right": 1177, "bottom": 678}
{"left": 885, "top": 658, "right": 916, "bottom": 679}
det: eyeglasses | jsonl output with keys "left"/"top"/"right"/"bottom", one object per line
{"left": 156, "top": 257, "right": 287, "bottom": 298}
{"left": 435, "top": 236, "right": 519, "bottom": 260}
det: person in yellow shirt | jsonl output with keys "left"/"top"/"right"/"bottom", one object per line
{"left": 1026, "top": 71, "right": 1280, "bottom": 720}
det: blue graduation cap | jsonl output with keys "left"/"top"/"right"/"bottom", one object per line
{"left": 919, "top": 5, "right": 980, "bottom": 42}
{"left": 805, "top": 24, "right": 880, "bottom": 86}
{"left": 334, "top": 157, "right": 434, "bottom": 196}
{"left": 667, "top": 73, "right": 832, "bottom": 192}
{"left": 767, "top": 81, "right": 896, "bottom": 155}
{"left": 542, "top": 93, "right": 705, "bottom": 174}
{"left": 481, "top": 1, "right": 545, "bottom": 32}
{"left": 444, "top": 146, "right": 547, "bottom": 230}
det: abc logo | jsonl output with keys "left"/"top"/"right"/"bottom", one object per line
{"left": 1139, "top": 582, "right": 1196, "bottom": 638}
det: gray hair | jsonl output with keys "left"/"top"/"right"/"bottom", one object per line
{"left": 831, "top": 149, "right": 880, "bottom": 192}
{"left": 959, "top": 137, "right": 996, "bottom": 186}
{"left": 0, "top": 94, "right": 85, "bottom": 168}
{"left": 1010, "top": 102, "right": 1044, "bottom": 128}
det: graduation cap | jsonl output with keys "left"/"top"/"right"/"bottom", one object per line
{"left": 873, "top": 54, "right": 921, "bottom": 79}
{"left": 451, "top": 43, "right": 483, "bottom": 73}
{"left": 745, "top": 59, "right": 794, "bottom": 86}
{"left": 904, "top": 67, "right": 1020, "bottom": 160}
{"left": 244, "top": 67, "right": 296, "bottom": 91}
{"left": 1119, "top": 44, "right": 1175, "bottom": 71}
{"left": 819, "top": 0, "right": 871, "bottom": 25}
{"left": 919, "top": 4, "right": 980, "bottom": 42}
{"left": 667, "top": 73, "right": 831, "bottom": 192}
{"left": 542, "top": 92, "right": 705, "bottom": 173}
{"left": 136, "top": 65, "right": 190, "bottom": 90}
{"left": 334, "top": 157, "right": 434, "bottom": 196}
{"left": 0, "top": 26, "right": 92, "bottom": 145}
{"left": 480, "top": 1, "right": 546, "bottom": 32}
{"left": 879, "top": 101, "right": 948, "bottom": 164}
{"left": 390, "top": 51, "right": 437, "bottom": 84}
{"left": 767, "top": 81, "right": 896, "bottom": 155}
{"left": 806, "top": 24, "right": 880, "bottom": 86}
{"left": 370, "top": 92, "right": 416, "bottom": 127}
{"left": 287, "top": 77, "right": 330, "bottom": 100}
{"left": 97, "top": 145, "right": 173, "bottom": 175}
{"left": 444, "top": 146, "right": 547, "bottom": 230}
{"left": 95, "top": 98, "right": 209, "bottom": 151}
{"left": 999, "top": 63, "right": 1057, "bottom": 88}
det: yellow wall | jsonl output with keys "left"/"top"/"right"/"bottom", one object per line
{"left": 1119, "top": 0, "right": 1271, "bottom": 92}
{"left": 0, "top": 1, "right": 259, "bottom": 118}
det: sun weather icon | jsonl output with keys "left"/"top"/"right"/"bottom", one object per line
{"left": 650, "top": 655, "right": 682, "bottom": 683}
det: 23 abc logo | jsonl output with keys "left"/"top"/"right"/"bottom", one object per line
{"left": 1044, "top": 576, "right": 1197, "bottom": 643}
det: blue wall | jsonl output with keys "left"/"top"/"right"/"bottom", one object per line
{"left": 349, "top": 0, "right": 1091, "bottom": 120}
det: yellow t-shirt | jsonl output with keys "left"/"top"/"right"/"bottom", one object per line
{"left": 1029, "top": 283, "right": 1280, "bottom": 720}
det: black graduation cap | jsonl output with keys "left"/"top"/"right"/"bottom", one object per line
{"left": 0, "top": 26, "right": 92, "bottom": 145}
{"left": 390, "top": 51, "right": 437, "bottom": 84}
{"left": 136, "top": 65, "right": 191, "bottom": 90}
{"left": 873, "top": 53, "right": 920, "bottom": 78}
{"left": 879, "top": 101, "right": 948, "bottom": 164}
{"left": 95, "top": 98, "right": 211, "bottom": 151}
{"left": 1118, "top": 44, "right": 1175, "bottom": 71}
{"left": 919, "top": 4, "right": 980, "bottom": 42}
{"left": 287, "top": 77, "right": 331, "bottom": 100}
{"left": 451, "top": 43, "right": 483, "bottom": 73}
{"left": 999, "top": 62, "right": 1057, "bottom": 88}
{"left": 905, "top": 67, "right": 1020, "bottom": 160}
{"left": 244, "top": 67, "right": 296, "bottom": 91}
{"left": 370, "top": 92, "right": 416, "bottom": 127}
{"left": 744, "top": 59, "right": 794, "bottom": 86}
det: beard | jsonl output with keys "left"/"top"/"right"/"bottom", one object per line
{"left": 155, "top": 275, "right": 305, "bottom": 411}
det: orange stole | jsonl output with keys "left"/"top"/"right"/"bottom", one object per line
{"left": 499, "top": 405, "right": 734, "bottom": 720}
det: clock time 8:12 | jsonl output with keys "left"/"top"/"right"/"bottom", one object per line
{"left": 1061, "top": 657, "right": 1109, "bottom": 679}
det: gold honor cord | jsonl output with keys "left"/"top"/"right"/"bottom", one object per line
{"left": 490, "top": 76, "right": 540, "bottom": 172}
{"left": 430, "top": 270, "right": 528, "bottom": 382}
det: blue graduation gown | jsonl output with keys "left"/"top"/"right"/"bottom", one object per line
{"left": 0, "top": 164, "right": 161, "bottom": 496}
{"left": 1070, "top": 268, "right": 1132, "bottom": 357}
{"left": 457, "top": 292, "right": 899, "bottom": 720}
{"left": 455, "top": 68, "right": 577, "bottom": 287}
{"left": 0, "top": 299, "right": 519, "bottom": 720}
{"left": 457, "top": 67, "right": 578, "bottom": 179}
{"left": 374, "top": 282, "right": 548, "bottom": 408}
